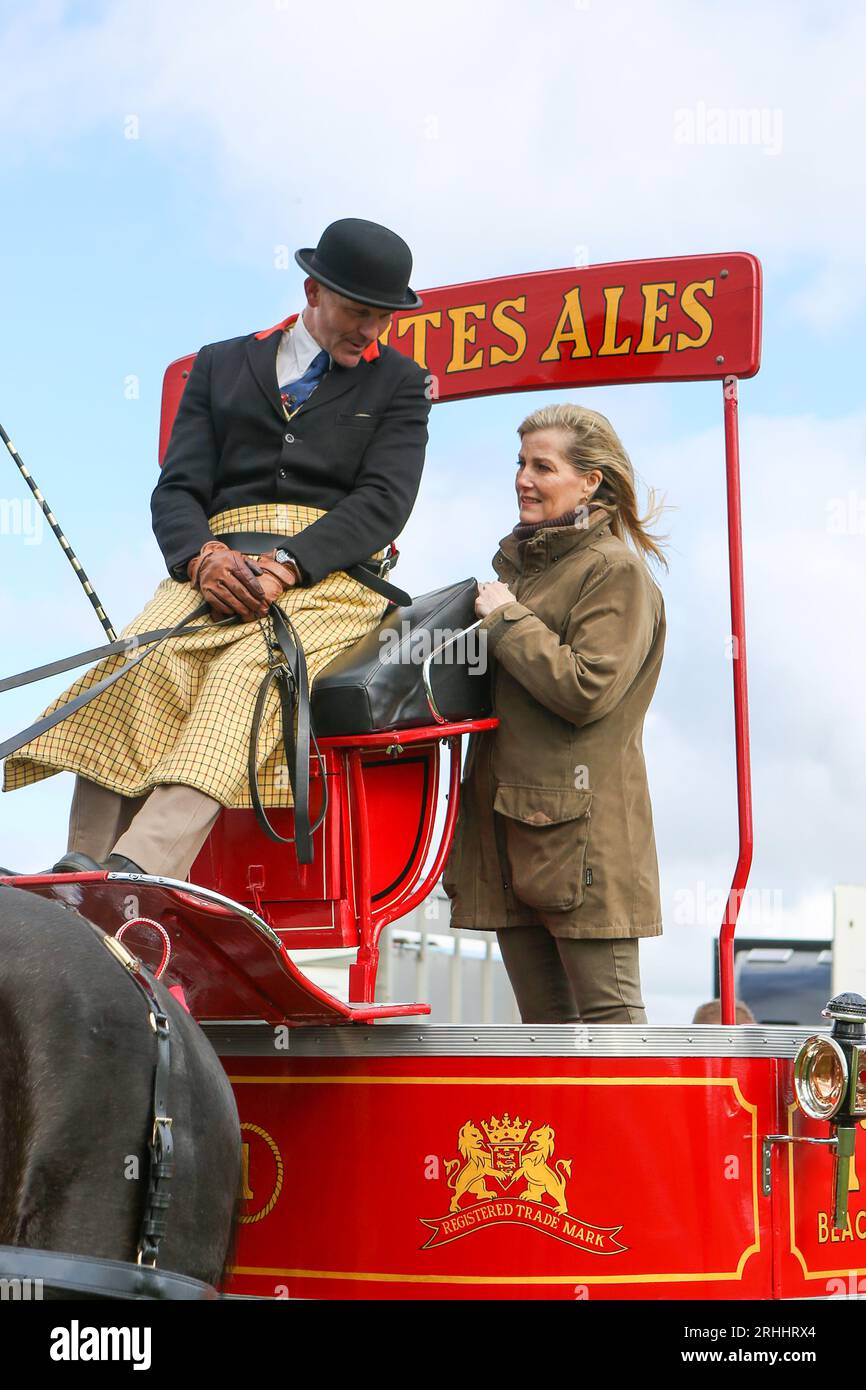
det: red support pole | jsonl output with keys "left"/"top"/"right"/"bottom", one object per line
{"left": 719, "top": 376, "right": 754, "bottom": 1025}
{"left": 347, "top": 749, "right": 375, "bottom": 1003}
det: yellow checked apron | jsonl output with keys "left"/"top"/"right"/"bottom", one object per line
{"left": 2, "top": 503, "right": 389, "bottom": 809}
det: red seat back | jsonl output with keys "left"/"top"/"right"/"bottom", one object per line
{"left": 159, "top": 354, "right": 197, "bottom": 465}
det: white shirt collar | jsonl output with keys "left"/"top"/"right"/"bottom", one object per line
{"left": 292, "top": 309, "right": 332, "bottom": 369}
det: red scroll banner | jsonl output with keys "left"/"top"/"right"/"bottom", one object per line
{"left": 386, "top": 253, "right": 762, "bottom": 399}
{"left": 420, "top": 1199, "right": 627, "bottom": 1253}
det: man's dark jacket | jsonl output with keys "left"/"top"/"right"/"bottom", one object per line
{"left": 151, "top": 314, "right": 432, "bottom": 585}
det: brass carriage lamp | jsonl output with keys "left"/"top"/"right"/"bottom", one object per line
{"left": 794, "top": 992, "right": 866, "bottom": 1229}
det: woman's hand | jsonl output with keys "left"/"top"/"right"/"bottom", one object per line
{"left": 475, "top": 580, "right": 516, "bottom": 619}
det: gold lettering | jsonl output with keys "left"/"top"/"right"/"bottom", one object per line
{"left": 540, "top": 288, "right": 592, "bottom": 361}
{"left": 677, "top": 279, "right": 715, "bottom": 350}
{"left": 817, "top": 1211, "right": 829, "bottom": 1243}
{"left": 598, "top": 286, "right": 632, "bottom": 356}
{"left": 395, "top": 311, "right": 441, "bottom": 367}
{"left": 636, "top": 282, "right": 676, "bottom": 353}
{"left": 490, "top": 297, "right": 527, "bottom": 365}
{"left": 856, "top": 1210, "right": 866, "bottom": 1239}
{"left": 446, "top": 304, "right": 486, "bottom": 373}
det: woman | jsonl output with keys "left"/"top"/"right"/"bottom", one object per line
{"left": 442, "top": 403, "right": 667, "bottom": 1024}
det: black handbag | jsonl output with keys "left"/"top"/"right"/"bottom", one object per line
{"left": 311, "top": 578, "right": 492, "bottom": 736}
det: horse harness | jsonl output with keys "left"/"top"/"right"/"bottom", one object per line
{"left": 0, "top": 919, "right": 190, "bottom": 1299}
{"left": 99, "top": 923, "right": 174, "bottom": 1269}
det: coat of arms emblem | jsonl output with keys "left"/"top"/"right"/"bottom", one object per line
{"left": 446, "top": 1114, "right": 571, "bottom": 1212}
{"left": 419, "top": 1112, "right": 627, "bottom": 1253}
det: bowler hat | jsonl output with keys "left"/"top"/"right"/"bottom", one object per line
{"left": 295, "top": 218, "right": 422, "bottom": 311}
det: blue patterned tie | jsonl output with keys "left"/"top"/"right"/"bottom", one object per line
{"left": 279, "top": 348, "right": 330, "bottom": 414}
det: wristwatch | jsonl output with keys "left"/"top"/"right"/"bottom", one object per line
{"left": 274, "top": 548, "right": 302, "bottom": 582}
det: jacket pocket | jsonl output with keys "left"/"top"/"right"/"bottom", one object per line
{"left": 493, "top": 784, "right": 593, "bottom": 911}
{"left": 335, "top": 410, "right": 379, "bottom": 429}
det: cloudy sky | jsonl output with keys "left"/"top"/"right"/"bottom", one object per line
{"left": 0, "top": 0, "right": 863, "bottom": 1021}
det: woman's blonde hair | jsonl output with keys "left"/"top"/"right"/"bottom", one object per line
{"left": 517, "top": 403, "right": 668, "bottom": 570}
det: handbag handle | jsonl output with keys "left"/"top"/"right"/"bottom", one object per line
{"left": 422, "top": 619, "right": 484, "bottom": 723}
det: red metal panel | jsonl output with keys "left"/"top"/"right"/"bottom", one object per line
{"left": 222, "top": 1052, "right": 776, "bottom": 1301}
{"left": 158, "top": 256, "right": 761, "bottom": 458}
{"left": 389, "top": 254, "right": 761, "bottom": 400}
{"left": 771, "top": 1061, "right": 866, "bottom": 1300}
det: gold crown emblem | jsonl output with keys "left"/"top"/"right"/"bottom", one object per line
{"left": 481, "top": 1113, "right": 532, "bottom": 1144}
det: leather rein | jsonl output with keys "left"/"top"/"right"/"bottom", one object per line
{"left": 0, "top": 546, "right": 410, "bottom": 866}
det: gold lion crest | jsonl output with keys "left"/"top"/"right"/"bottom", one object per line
{"left": 420, "top": 1112, "right": 627, "bottom": 1253}
{"left": 445, "top": 1114, "right": 572, "bottom": 1213}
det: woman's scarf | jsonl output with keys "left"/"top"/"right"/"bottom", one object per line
{"left": 512, "top": 499, "right": 608, "bottom": 541}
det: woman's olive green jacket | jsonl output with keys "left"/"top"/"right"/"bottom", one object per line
{"left": 442, "top": 506, "right": 665, "bottom": 939}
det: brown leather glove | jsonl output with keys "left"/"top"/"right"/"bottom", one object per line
{"left": 190, "top": 540, "right": 269, "bottom": 621}
{"left": 254, "top": 550, "right": 301, "bottom": 605}
{"left": 186, "top": 539, "right": 223, "bottom": 588}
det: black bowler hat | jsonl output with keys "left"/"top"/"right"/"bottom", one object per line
{"left": 295, "top": 218, "right": 422, "bottom": 311}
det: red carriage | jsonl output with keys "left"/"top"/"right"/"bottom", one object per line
{"left": 3, "top": 251, "right": 865, "bottom": 1301}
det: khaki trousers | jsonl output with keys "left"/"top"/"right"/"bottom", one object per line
{"left": 495, "top": 925, "right": 647, "bottom": 1025}
{"left": 67, "top": 775, "right": 222, "bottom": 881}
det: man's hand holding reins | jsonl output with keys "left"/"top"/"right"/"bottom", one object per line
{"left": 188, "top": 541, "right": 269, "bottom": 621}
{"left": 255, "top": 551, "right": 300, "bottom": 605}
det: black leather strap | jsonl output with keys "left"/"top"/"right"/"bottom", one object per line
{"left": 0, "top": 1245, "right": 218, "bottom": 1300}
{"left": 99, "top": 931, "right": 173, "bottom": 1268}
{"left": 0, "top": 603, "right": 222, "bottom": 760}
{"left": 0, "top": 608, "right": 219, "bottom": 695}
{"left": 344, "top": 562, "right": 410, "bottom": 606}
{"left": 247, "top": 604, "right": 328, "bottom": 862}
{"left": 216, "top": 531, "right": 412, "bottom": 607}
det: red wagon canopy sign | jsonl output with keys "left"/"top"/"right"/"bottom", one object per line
{"left": 385, "top": 252, "right": 762, "bottom": 399}
{"left": 158, "top": 252, "right": 761, "bottom": 460}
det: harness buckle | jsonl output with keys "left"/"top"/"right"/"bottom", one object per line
{"left": 370, "top": 544, "right": 398, "bottom": 579}
{"left": 102, "top": 933, "right": 141, "bottom": 973}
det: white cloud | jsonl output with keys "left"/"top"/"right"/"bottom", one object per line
{"left": 1, "top": 1, "right": 865, "bottom": 294}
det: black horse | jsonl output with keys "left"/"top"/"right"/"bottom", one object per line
{"left": 0, "top": 883, "right": 240, "bottom": 1291}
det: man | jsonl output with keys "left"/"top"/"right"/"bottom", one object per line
{"left": 3, "top": 218, "right": 431, "bottom": 880}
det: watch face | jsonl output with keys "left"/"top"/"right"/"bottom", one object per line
{"left": 274, "top": 548, "right": 291, "bottom": 564}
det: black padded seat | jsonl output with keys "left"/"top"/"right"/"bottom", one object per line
{"left": 311, "top": 579, "right": 492, "bottom": 736}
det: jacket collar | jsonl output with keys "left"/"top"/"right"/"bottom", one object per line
{"left": 498, "top": 505, "right": 614, "bottom": 570}
{"left": 253, "top": 312, "right": 381, "bottom": 361}
{"left": 246, "top": 312, "right": 381, "bottom": 424}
